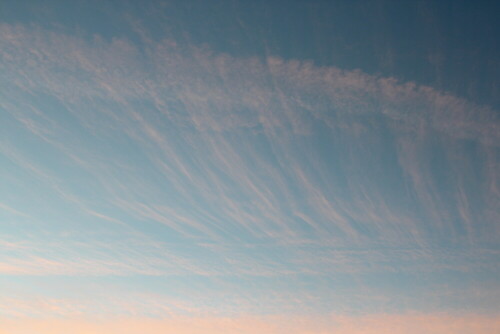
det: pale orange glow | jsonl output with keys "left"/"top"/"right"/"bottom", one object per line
{"left": 1, "top": 314, "right": 499, "bottom": 334}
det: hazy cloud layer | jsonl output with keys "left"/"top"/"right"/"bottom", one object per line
{"left": 1, "top": 314, "right": 500, "bottom": 334}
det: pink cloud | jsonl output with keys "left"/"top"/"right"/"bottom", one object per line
{"left": 0, "top": 314, "right": 499, "bottom": 334}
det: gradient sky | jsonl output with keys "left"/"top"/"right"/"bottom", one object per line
{"left": 1, "top": 1, "right": 499, "bottom": 333}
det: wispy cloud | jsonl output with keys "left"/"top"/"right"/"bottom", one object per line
{"left": 1, "top": 21, "right": 499, "bottom": 318}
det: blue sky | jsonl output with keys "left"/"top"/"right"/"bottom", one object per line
{"left": 0, "top": 1, "right": 499, "bottom": 333}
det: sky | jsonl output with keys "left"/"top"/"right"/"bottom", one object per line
{"left": 0, "top": 0, "right": 499, "bottom": 333}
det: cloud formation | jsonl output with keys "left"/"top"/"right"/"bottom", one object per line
{"left": 0, "top": 21, "right": 499, "bottom": 320}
